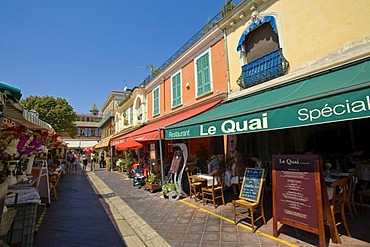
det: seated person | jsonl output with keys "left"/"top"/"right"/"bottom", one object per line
{"left": 116, "top": 158, "right": 123, "bottom": 171}
{"left": 250, "top": 153, "right": 263, "bottom": 168}
{"left": 207, "top": 154, "right": 222, "bottom": 173}
{"left": 343, "top": 150, "right": 364, "bottom": 171}
{"left": 49, "top": 160, "right": 61, "bottom": 182}
{"left": 132, "top": 163, "right": 145, "bottom": 187}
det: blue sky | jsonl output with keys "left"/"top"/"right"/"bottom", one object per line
{"left": 0, "top": 0, "right": 241, "bottom": 114}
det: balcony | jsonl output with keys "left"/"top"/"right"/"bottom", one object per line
{"left": 241, "top": 49, "right": 289, "bottom": 88}
{"left": 98, "top": 111, "right": 113, "bottom": 128}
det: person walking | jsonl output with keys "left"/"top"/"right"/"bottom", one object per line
{"left": 82, "top": 153, "right": 88, "bottom": 172}
{"left": 72, "top": 152, "right": 79, "bottom": 174}
{"left": 66, "top": 151, "right": 74, "bottom": 174}
{"left": 91, "top": 152, "right": 96, "bottom": 171}
{"left": 100, "top": 153, "right": 105, "bottom": 168}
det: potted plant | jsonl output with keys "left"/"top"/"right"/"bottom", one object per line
{"left": 124, "top": 150, "right": 135, "bottom": 178}
{"left": 162, "top": 182, "right": 177, "bottom": 198}
{"left": 145, "top": 173, "right": 161, "bottom": 193}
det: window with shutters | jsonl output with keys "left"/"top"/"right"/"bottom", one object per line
{"left": 129, "top": 105, "right": 133, "bottom": 124}
{"left": 171, "top": 71, "right": 182, "bottom": 108}
{"left": 153, "top": 87, "right": 160, "bottom": 116}
{"left": 195, "top": 50, "right": 212, "bottom": 97}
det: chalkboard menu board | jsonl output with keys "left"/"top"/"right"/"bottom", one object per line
{"left": 239, "top": 168, "right": 265, "bottom": 202}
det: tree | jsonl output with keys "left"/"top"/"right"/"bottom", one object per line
{"left": 20, "top": 96, "right": 77, "bottom": 137}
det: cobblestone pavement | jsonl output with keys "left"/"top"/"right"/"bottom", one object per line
{"left": 89, "top": 168, "right": 370, "bottom": 247}
{"left": 34, "top": 166, "right": 370, "bottom": 247}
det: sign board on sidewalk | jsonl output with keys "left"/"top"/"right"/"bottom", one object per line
{"left": 272, "top": 155, "right": 336, "bottom": 247}
{"left": 239, "top": 168, "right": 264, "bottom": 202}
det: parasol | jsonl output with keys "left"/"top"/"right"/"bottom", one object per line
{"left": 115, "top": 139, "right": 143, "bottom": 151}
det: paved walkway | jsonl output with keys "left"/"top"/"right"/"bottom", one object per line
{"left": 33, "top": 168, "right": 126, "bottom": 247}
{"left": 34, "top": 166, "right": 370, "bottom": 247}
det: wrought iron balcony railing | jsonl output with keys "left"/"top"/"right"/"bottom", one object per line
{"left": 138, "top": 1, "right": 241, "bottom": 87}
{"left": 241, "top": 49, "right": 289, "bottom": 88}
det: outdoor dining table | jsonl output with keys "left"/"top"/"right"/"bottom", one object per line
{"left": 189, "top": 174, "right": 215, "bottom": 187}
{"left": 330, "top": 172, "right": 351, "bottom": 178}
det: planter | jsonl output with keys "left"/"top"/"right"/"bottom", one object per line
{"left": 145, "top": 182, "right": 161, "bottom": 193}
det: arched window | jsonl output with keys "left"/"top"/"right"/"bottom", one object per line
{"left": 237, "top": 14, "right": 289, "bottom": 88}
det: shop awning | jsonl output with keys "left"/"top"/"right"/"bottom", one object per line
{"left": 165, "top": 59, "right": 370, "bottom": 140}
{"left": 111, "top": 99, "right": 222, "bottom": 144}
{"left": 65, "top": 140, "right": 99, "bottom": 149}
{"left": 95, "top": 139, "right": 110, "bottom": 148}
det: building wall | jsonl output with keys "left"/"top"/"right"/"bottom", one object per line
{"left": 226, "top": 0, "right": 370, "bottom": 93}
{"left": 147, "top": 38, "right": 227, "bottom": 121}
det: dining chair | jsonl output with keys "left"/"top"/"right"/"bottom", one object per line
{"left": 234, "top": 166, "right": 246, "bottom": 191}
{"left": 329, "top": 177, "right": 351, "bottom": 244}
{"left": 49, "top": 170, "right": 62, "bottom": 201}
{"left": 232, "top": 178, "right": 266, "bottom": 232}
{"left": 358, "top": 189, "right": 370, "bottom": 215}
{"left": 201, "top": 169, "right": 225, "bottom": 208}
{"left": 186, "top": 168, "right": 203, "bottom": 202}
{"left": 346, "top": 170, "right": 359, "bottom": 219}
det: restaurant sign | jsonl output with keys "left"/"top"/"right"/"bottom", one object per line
{"left": 165, "top": 87, "right": 370, "bottom": 139}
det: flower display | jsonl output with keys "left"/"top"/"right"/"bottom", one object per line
{"left": 0, "top": 127, "right": 61, "bottom": 160}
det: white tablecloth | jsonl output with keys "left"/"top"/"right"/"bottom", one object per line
{"left": 198, "top": 174, "right": 215, "bottom": 186}
{"left": 5, "top": 187, "right": 41, "bottom": 205}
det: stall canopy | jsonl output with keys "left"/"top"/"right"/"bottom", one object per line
{"left": 111, "top": 99, "right": 222, "bottom": 145}
{"left": 1, "top": 81, "right": 22, "bottom": 122}
{"left": 1, "top": 81, "right": 52, "bottom": 130}
{"left": 165, "top": 59, "right": 370, "bottom": 140}
{"left": 115, "top": 139, "right": 143, "bottom": 151}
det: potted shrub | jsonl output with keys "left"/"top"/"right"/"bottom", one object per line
{"left": 162, "top": 182, "right": 177, "bottom": 198}
{"left": 124, "top": 150, "right": 135, "bottom": 178}
{"left": 145, "top": 173, "right": 161, "bottom": 193}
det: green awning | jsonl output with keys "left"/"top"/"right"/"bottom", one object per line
{"left": 0, "top": 81, "right": 22, "bottom": 102}
{"left": 165, "top": 59, "right": 370, "bottom": 140}
{"left": 0, "top": 81, "right": 22, "bottom": 122}
{"left": 1, "top": 81, "right": 51, "bottom": 130}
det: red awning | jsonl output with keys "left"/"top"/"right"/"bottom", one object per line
{"left": 115, "top": 139, "right": 143, "bottom": 151}
{"left": 112, "top": 99, "right": 221, "bottom": 143}
{"left": 83, "top": 146, "right": 96, "bottom": 152}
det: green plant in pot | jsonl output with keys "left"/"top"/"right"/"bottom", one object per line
{"left": 162, "top": 182, "right": 177, "bottom": 198}
{"left": 124, "top": 150, "right": 135, "bottom": 178}
{"left": 147, "top": 173, "right": 157, "bottom": 184}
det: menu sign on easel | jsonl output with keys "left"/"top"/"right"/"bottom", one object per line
{"left": 240, "top": 168, "right": 264, "bottom": 202}
{"left": 272, "top": 154, "right": 332, "bottom": 247}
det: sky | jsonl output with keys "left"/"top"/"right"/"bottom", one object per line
{"left": 0, "top": 0, "right": 242, "bottom": 114}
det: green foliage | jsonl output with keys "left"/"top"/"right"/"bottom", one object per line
{"left": 162, "top": 182, "right": 177, "bottom": 197}
{"left": 147, "top": 173, "right": 157, "bottom": 184}
{"left": 221, "top": 0, "right": 236, "bottom": 17}
{"left": 20, "top": 96, "right": 77, "bottom": 137}
{"left": 124, "top": 150, "right": 135, "bottom": 171}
